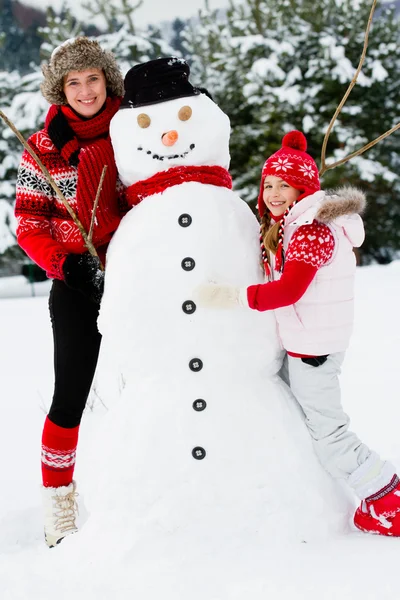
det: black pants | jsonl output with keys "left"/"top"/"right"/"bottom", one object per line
{"left": 47, "top": 280, "right": 102, "bottom": 428}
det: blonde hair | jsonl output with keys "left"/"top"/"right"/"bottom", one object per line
{"left": 260, "top": 212, "right": 280, "bottom": 255}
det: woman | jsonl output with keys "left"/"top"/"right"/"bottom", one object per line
{"left": 14, "top": 37, "right": 127, "bottom": 547}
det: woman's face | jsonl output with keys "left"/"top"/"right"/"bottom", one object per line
{"left": 263, "top": 175, "right": 301, "bottom": 217}
{"left": 63, "top": 68, "right": 107, "bottom": 118}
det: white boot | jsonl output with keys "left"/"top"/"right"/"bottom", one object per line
{"left": 41, "top": 481, "right": 79, "bottom": 547}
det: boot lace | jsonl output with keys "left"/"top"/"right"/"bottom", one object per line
{"left": 53, "top": 488, "right": 79, "bottom": 534}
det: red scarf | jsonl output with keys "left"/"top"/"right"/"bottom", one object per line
{"left": 45, "top": 96, "right": 121, "bottom": 236}
{"left": 126, "top": 165, "right": 233, "bottom": 207}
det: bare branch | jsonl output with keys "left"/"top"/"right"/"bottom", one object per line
{"left": 124, "top": 0, "right": 143, "bottom": 34}
{"left": 0, "top": 109, "right": 104, "bottom": 269}
{"left": 319, "top": 121, "right": 400, "bottom": 175}
{"left": 319, "top": 0, "right": 378, "bottom": 177}
{"left": 88, "top": 165, "right": 108, "bottom": 243}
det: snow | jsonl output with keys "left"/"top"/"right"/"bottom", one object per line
{"left": 371, "top": 60, "right": 389, "bottom": 82}
{"left": 250, "top": 57, "right": 286, "bottom": 81}
{"left": 0, "top": 201, "right": 16, "bottom": 254}
{"left": 302, "top": 114, "right": 315, "bottom": 133}
{"left": 347, "top": 156, "right": 398, "bottom": 183}
{"left": 0, "top": 261, "right": 399, "bottom": 598}
{"left": 0, "top": 275, "right": 51, "bottom": 298}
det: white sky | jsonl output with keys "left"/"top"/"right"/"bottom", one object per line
{"left": 24, "top": 0, "right": 231, "bottom": 27}
{"left": 134, "top": 0, "right": 230, "bottom": 25}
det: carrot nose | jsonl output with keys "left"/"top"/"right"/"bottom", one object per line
{"left": 162, "top": 130, "right": 178, "bottom": 146}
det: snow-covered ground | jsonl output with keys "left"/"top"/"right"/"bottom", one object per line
{"left": 0, "top": 261, "right": 399, "bottom": 600}
{"left": 0, "top": 275, "right": 51, "bottom": 299}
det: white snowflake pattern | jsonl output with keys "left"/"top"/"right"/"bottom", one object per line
{"left": 36, "top": 131, "right": 55, "bottom": 152}
{"left": 271, "top": 158, "right": 294, "bottom": 172}
{"left": 286, "top": 223, "right": 335, "bottom": 267}
{"left": 298, "top": 162, "right": 315, "bottom": 179}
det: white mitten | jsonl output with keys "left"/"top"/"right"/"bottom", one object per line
{"left": 194, "top": 283, "right": 249, "bottom": 309}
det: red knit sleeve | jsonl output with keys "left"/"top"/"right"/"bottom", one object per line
{"left": 15, "top": 147, "right": 68, "bottom": 280}
{"left": 247, "top": 221, "right": 335, "bottom": 311}
{"left": 285, "top": 222, "right": 335, "bottom": 267}
{"left": 247, "top": 260, "right": 318, "bottom": 311}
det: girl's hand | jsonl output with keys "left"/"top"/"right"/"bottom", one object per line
{"left": 193, "top": 283, "right": 249, "bottom": 309}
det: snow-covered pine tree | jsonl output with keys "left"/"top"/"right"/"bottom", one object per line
{"left": 183, "top": 0, "right": 400, "bottom": 263}
{"left": 0, "top": 0, "right": 42, "bottom": 72}
{"left": 0, "top": 6, "right": 80, "bottom": 274}
{"left": 78, "top": 0, "right": 175, "bottom": 73}
{"left": 0, "top": 67, "right": 48, "bottom": 274}
{"left": 183, "top": 0, "right": 301, "bottom": 201}
{"left": 96, "top": 24, "right": 175, "bottom": 77}
{"left": 39, "top": 7, "right": 84, "bottom": 60}
{"left": 170, "top": 18, "right": 188, "bottom": 57}
{"left": 0, "top": 1, "right": 178, "bottom": 274}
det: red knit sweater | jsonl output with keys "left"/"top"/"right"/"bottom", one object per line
{"left": 15, "top": 106, "right": 129, "bottom": 279}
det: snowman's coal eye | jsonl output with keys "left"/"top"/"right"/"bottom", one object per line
{"left": 137, "top": 113, "right": 151, "bottom": 128}
{"left": 178, "top": 106, "right": 192, "bottom": 121}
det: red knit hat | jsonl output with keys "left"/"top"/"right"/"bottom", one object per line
{"left": 257, "top": 130, "right": 320, "bottom": 217}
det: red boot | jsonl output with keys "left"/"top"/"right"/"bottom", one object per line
{"left": 354, "top": 475, "right": 400, "bottom": 536}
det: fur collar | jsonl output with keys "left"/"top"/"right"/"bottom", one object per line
{"left": 286, "top": 187, "right": 366, "bottom": 228}
{"left": 317, "top": 187, "right": 366, "bottom": 223}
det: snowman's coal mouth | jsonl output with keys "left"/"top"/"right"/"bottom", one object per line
{"left": 136, "top": 144, "right": 196, "bottom": 161}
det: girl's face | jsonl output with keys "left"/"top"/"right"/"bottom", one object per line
{"left": 63, "top": 68, "right": 107, "bottom": 118}
{"left": 263, "top": 175, "right": 301, "bottom": 217}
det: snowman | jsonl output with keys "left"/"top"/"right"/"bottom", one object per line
{"left": 93, "top": 57, "right": 350, "bottom": 539}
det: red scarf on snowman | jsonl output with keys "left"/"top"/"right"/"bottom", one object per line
{"left": 125, "top": 165, "right": 233, "bottom": 206}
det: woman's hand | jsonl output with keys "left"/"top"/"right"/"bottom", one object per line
{"left": 62, "top": 252, "right": 104, "bottom": 304}
{"left": 193, "top": 283, "right": 249, "bottom": 309}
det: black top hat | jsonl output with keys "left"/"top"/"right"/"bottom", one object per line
{"left": 121, "top": 57, "right": 202, "bottom": 109}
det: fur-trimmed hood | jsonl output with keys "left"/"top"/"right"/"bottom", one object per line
{"left": 286, "top": 186, "right": 366, "bottom": 248}
{"left": 316, "top": 186, "right": 366, "bottom": 222}
{"left": 41, "top": 37, "right": 124, "bottom": 105}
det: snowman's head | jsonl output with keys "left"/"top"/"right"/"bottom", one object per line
{"left": 110, "top": 57, "right": 231, "bottom": 186}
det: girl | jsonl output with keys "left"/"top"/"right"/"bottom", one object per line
{"left": 15, "top": 37, "right": 127, "bottom": 547}
{"left": 196, "top": 130, "right": 400, "bottom": 537}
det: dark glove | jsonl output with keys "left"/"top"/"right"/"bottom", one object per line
{"left": 301, "top": 355, "right": 329, "bottom": 367}
{"left": 62, "top": 253, "right": 104, "bottom": 304}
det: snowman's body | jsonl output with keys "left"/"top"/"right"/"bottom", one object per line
{"left": 94, "top": 87, "right": 349, "bottom": 536}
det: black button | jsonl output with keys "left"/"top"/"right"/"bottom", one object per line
{"left": 192, "top": 447, "right": 206, "bottom": 460}
{"left": 178, "top": 214, "right": 192, "bottom": 227}
{"left": 181, "top": 257, "right": 195, "bottom": 271}
{"left": 182, "top": 300, "right": 196, "bottom": 314}
{"left": 189, "top": 358, "right": 203, "bottom": 372}
{"left": 193, "top": 399, "right": 207, "bottom": 412}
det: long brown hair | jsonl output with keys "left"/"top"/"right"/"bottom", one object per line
{"left": 260, "top": 212, "right": 280, "bottom": 255}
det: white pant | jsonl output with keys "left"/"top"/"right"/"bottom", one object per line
{"left": 279, "top": 352, "right": 396, "bottom": 499}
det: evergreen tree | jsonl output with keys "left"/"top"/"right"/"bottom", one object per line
{"left": 0, "top": 67, "right": 48, "bottom": 273}
{"left": 0, "top": 4, "right": 176, "bottom": 273}
{"left": 0, "top": 0, "right": 42, "bottom": 72}
{"left": 183, "top": 0, "right": 400, "bottom": 263}
{"left": 39, "top": 6, "right": 84, "bottom": 60}
{"left": 81, "top": 0, "right": 143, "bottom": 35}
{"left": 170, "top": 18, "right": 188, "bottom": 56}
